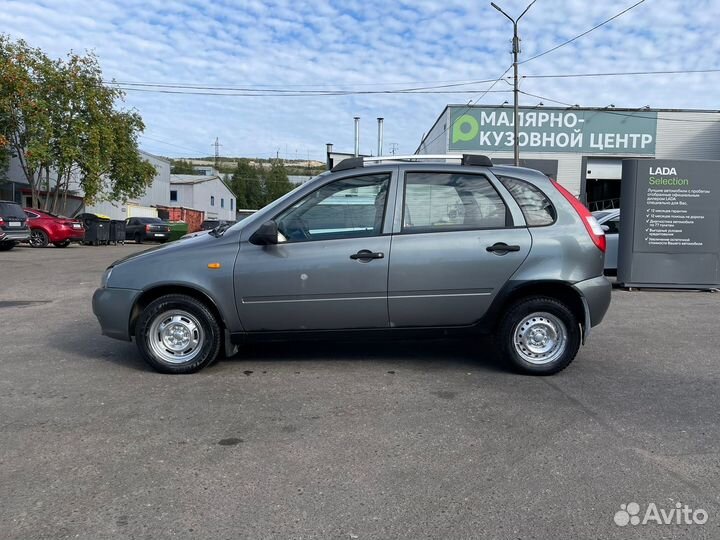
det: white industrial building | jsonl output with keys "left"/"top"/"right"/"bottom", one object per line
{"left": 169, "top": 174, "right": 236, "bottom": 222}
{"left": 85, "top": 152, "right": 171, "bottom": 219}
{"left": 416, "top": 106, "right": 720, "bottom": 210}
{"left": 1, "top": 150, "right": 171, "bottom": 219}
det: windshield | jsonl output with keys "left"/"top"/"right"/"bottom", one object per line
{"left": 226, "top": 173, "right": 329, "bottom": 233}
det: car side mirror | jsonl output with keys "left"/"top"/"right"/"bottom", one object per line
{"left": 601, "top": 224, "right": 610, "bottom": 232}
{"left": 250, "top": 220, "right": 281, "bottom": 245}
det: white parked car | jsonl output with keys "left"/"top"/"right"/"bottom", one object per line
{"left": 592, "top": 210, "right": 620, "bottom": 273}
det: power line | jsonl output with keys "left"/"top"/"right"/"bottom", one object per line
{"left": 520, "top": 0, "right": 648, "bottom": 64}
{"left": 109, "top": 78, "right": 501, "bottom": 92}
{"left": 109, "top": 77, "right": 497, "bottom": 89}
{"left": 517, "top": 90, "right": 720, "bottom": 123}
{"left": 419, "top": 65, "right": 514, "bottom": 150}
{"left": 518, "top": 68, "right": 720, "bottom": 80}
{"left": 113, "top": 86, "right": 513, "bottom": 97}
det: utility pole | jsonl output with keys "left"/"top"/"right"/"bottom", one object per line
{"left": 212, "top": 137, "right": 222, "bottom": 170}
{"left": 491, "top": 0, "right": 536, "bottom": 166}
{"left": 389, "top": 143, "right": 399, "bottom": 156}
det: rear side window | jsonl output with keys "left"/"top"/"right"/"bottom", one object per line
{"left": 403, "top": 172, "right": 508, "bottom": 232}
{"left": 498, "top": 176, "right": 556, "bottom": 226}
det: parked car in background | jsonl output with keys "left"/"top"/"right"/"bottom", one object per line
{"left": 0, "top": 200, "right": 31, "bottom": 251}
{"left": 592, "top": 210, "right": 620, "bottom": 273}
{"left": 94, "top": 154, "right": 611, "bottom": 376}
{"left": 125, "top": 217, "right": 171, "bottom": 244}
{"left": 24, "top": 208, "right": 84, "bottom": 248}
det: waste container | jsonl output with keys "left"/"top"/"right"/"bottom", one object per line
{"left": 109, "top": 220, "right": 126, "bottom": 245}
{"left": 167, "top": 221, "right": 189, "bottom": 242}
{"left": 79, "top": 214, "right": 110, "bottom": 246}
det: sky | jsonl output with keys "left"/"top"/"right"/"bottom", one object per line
{"left": 2, "top": 0, "right": 720, "bottom": 161}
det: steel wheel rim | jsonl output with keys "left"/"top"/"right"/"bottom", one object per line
{"left": 147, "top": 310, "right": 204, "bottom": 364}
{"left": 30, "top": 230, "right": 46, "bottom": 247}
{"left": 513, "top": 311, "right": 567, "bottom": 365}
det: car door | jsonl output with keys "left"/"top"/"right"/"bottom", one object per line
{"left": 125, "top": 218, "right": 136, "bottom": 237}
{"left": 387, "top": 169, "right": 532, "bottom": 327}
{"left": 234, "top": 170, "right": 396, "bottom": 331}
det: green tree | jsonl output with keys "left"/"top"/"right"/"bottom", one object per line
{"left": 264, "top": 160, "right": 294, "bottom": 205}
{"left": 231, "top": 159, "right": 264, "bottom": 209}
{"left": 0, "top": 35, "right": 154, "bottom": 212}
{"left": 170, "top": 159, "right": 195, "bottom": 174}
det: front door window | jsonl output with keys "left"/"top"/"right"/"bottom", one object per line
{"left": 276, "top": 173, "right": 390, "bottom": 242}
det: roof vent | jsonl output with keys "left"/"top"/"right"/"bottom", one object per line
{"left": 331, "top": 157, "right": 364, "bottom": 172}
{"left": 461, "top": 154, "right": 493, "bottom": 167}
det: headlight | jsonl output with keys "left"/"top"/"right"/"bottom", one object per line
{"left": 100, "top": 267, "right": 114, "bottom": 288}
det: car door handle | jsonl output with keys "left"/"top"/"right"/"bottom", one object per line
{"left": 350, "top": 250, "right": 385, "bottom": 261}
{"left": 486, "top": 242, "right": 521, "bottom": 254}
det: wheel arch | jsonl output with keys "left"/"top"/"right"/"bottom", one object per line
{"left": 129, "top": 284, "right": 226, "bottom": 337}
{"left": 484, "top": 280, "right": 587, "bottom": 335}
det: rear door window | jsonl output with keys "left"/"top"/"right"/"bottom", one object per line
{"left": 498, "top": 176, "right": 556, "bottom": 226}
{"left": 402, "top": 172, "right": 508, "bottom": 232}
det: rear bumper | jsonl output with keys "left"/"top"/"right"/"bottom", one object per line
{"left": 50, "top": 229, "right": 85, "bottom": 242}
{"left": 0, "top": 229, "right": 30, "bottom": 242}
{"left": 574, "top": 275, "right": 612, "bottom": 328}
{"left": 92, "top": 287, "right": 141, "bottom": 341}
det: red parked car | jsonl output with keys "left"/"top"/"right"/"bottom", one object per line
{"left": 23, "top": 208, "right": 85, "bottom": 248}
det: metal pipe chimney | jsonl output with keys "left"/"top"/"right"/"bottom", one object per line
{"left": 326, "top": 143, "right": 333, "bottom": 169}
{"left": 353, "top": 117, "right": 360, "bottom": 157}
{"left": 377, "top": 117, "right": 384, "bottom": 157}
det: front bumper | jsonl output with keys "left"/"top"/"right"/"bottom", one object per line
{"left": 92, "top": 287, "right": 141, "bottom": 341}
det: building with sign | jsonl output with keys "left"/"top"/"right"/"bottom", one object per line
{"left": 416, "top": 106, "right": 720, "bottom": 210}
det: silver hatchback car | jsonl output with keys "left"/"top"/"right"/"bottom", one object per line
{"left": 93, "top": 155, "right": 611, "bottom": 375}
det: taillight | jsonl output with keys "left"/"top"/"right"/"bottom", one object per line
{"left": 145, "top": 224, "right": 151, "bottom": 232}
{"left": 552, "top": 180, "right": 606, "bottom": 252}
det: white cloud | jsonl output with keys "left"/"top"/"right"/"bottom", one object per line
{"left": 2, "top": 0, "right": 719, "bottom": 159}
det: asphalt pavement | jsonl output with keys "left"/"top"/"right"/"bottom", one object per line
{"left": 1, "top": 242, "right": 719, "bottom": 539}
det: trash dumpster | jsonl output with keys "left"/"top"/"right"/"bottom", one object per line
{"left": 167, "top": 221, "right": 189, "bottom": 242}
{"left": 109, "top": 220, "right": 126, "bottom": 245}
{"left": 78, "top": 214, "right": 110, "bottom": 246}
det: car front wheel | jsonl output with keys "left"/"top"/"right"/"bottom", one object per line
{"left": 498, "top": 296, "right": 581, "bottom": 375}
{"left": 135, "top": 294, "right": 222, "bottom": 374}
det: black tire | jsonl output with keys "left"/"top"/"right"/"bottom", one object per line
{"left": 135, "top": 232, "right": 143, "bottom": 244}
{"left": 29, "top": 229, "right": 49, "bottom": 248}
{"left": 0, "top": 241, "right": 15, "bottom": 251}
{"left": 498, "top": 296, "right": 581, "bottom": 375}
{"left": 135, "top": 294, "right": 222, "bottom": 374}
{"left": 53, "top": 240, "right": 71, "bottom": 248}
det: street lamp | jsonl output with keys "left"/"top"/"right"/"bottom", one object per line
{"left": 491, "top": 0, "right": 536, "bottom": 166}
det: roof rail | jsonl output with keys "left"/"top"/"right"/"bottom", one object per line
{"left": 330, "top": 154, "right": 493, "bottom": 172}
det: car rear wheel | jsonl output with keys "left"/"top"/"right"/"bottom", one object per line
{"left": 0, "top": 241, "right": 16, "bottom": 251}
{"left": 29, "top": 229, "right": 49, "bottom": 248}
{"left": 498, "top": 296, "right": 581, "bottom": 375}
{"left": 135, "top": 294, "right": 222, "bottom": 374}
{"left": 53, "top": 240, "right": 71, "bottom": 248}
